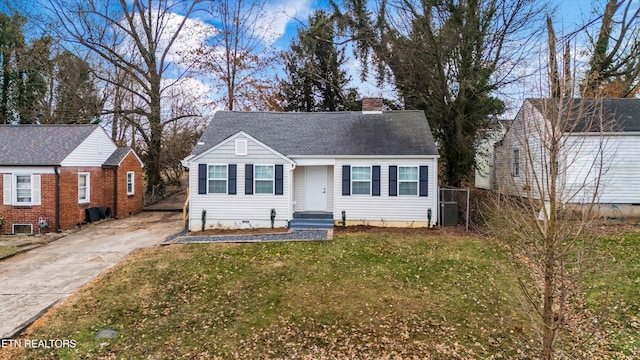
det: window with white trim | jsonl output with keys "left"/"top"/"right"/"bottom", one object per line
{"left": 78, "top": 173, "right": 90, "bottom": 203}
{"left": 208, "top": 165, "right": 227, "bottom": 194}
{"left": 255, "top": 165, "right": 274, "bottom": 194}
{"left": 126, "top": 172, "right": 135, "bottom": 195}
{"left": 351, "top": 166, "right": 371, "bottom": 195}
{"left": 3, "top": 174, "right": 40, "bottom": 206}
{"left": 513, "top": 149, "right": 520, "bottom": 177}
{"left": 398, "top": 166, "right": 418, "bottom": 195}
{"left": 16, "top": 175, "right": 32, "bottom": 203}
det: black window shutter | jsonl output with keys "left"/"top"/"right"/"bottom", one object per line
{"left": 245, "top": 164, "right": 253, "bottom": 195}
{"left": 198, "top": 164, "right": 207, "bottom": 194}
{"left": 275, "top": 165, "right": 284, "bottom": 195}
{"left": 372, "top": 165, "right": 381, "bottom": 196}
{"left": 342, "top": 165, "right": 350, "bottom": 196}
{"left": 389, "top": 166, "right": 397, "bottom": 196}
{"left": 419, "top": 166, "right": 428, "bottom": 197}
{"left": 228, "top": 164, "right": 237, "bottom": 195}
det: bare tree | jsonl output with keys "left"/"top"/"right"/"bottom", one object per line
{"left": 580, "top": 0, "right": 640, "bottom": 98}
{"left": 42, "top": 0, "right": 203, "bottom": 194}
{"left": 183, "top": 0, "right": 277, "bottom": 111}
{"left": 490, "top": 63, "right": 619, "bottom": 357}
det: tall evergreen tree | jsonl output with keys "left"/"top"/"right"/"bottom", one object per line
{"left": 52, "top": 51, "right": 102, "bottom": 123}
{"left": 280, "top": 10, "right": 359, "bottom": 112}
{"left": 0, "top": 13, "right": 25, "bottom": 123}
{"left": 15, "top": 36, "right": 52, "bottom": 124}
{"left": 333, "top": 0, "right": 545, "bottom": 186}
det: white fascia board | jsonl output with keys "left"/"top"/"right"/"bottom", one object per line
{"left": 0, "top": 166, "right": 57, "bottom": 174}
{"left": 190, "top": 130, "right": 294, "bottom": 164}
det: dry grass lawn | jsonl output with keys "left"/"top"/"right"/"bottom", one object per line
{"left": 3, "top": 227, "right": 640, "bottom": 359}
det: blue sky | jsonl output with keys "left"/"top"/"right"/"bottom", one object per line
{"left": 5, "top": 0, "right": 635, "bottom": 113}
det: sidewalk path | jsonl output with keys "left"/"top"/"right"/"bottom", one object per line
{"left": 0, "top": 212, "right": 183, "bottom": 339}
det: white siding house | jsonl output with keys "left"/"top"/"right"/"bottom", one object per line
{"left": 494, "top": 98, "right": 640, "bottom": 217}
{"left": 185, "top": 106, "right": 440, "bottom": 230}
{"left": 475, "top": 119, "right": 509, "bottom": 190}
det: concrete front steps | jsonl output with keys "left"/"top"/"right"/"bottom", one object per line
{"left": 289, "top": 211, "right": 334, "bottom": 229}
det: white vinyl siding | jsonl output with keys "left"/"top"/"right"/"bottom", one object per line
{"left": 208, "top": 165, "right": 227, "bottom": 194}
{"left": 255, "top": 165, "right": 274, "bottom": 194}
{"left": 334, "top": 158, "right": 438, "bottom": 226}
{"left": 127, "top": 171, "right": 135, "bottom": 195}
{"left": 293, "top": 166, "right": 305, "bottom": 212}
{"left": 78, "top": 173, "right": 90, "bottom": 203}
{"left": 351, "top": 166, "right": 371, "bottom": 195}
{"left": 189, "top": 135, "right": 292, "bottom": 230}
{"left": 398, "top": 166, "right": 418, "bottom": 195}
{"left": 495, "top": 99, "right": 640, "bottom": 205}
{"left": 61, "top": 127, "right": 117, "bottom": 166}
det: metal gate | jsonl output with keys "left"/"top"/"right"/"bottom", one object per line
{"left": 439, "top": 186, "right": 470, "bottom": 230}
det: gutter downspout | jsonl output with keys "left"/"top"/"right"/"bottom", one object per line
{"left": 54, "top": 166, "right": 61, "bottom": 232}
{"left": 113, "top": 167, "right": 118, "bottom": 219}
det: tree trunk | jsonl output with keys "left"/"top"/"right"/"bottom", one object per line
{"left": 146, "top": 85, "right": 164, "bottom": 195}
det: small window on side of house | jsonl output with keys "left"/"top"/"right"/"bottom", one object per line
{"left": 78, "top": 173, "right": 90, "bottom": 203}
{"left": 513, "top": 149, "right": 520, "bottom": 177}
{"left": 127, "top": 172, "right": 135, "bottom": 195}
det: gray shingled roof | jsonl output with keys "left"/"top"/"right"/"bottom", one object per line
{"left": 0, "top": 124, "right": 100, "bottom": 165}
{"left": 528, "top": 98, "right": 640, "bottom": 132}
{"left": 192, "top": 111, "right": 439, "bottom": 158}
{"left": 103, "top": 147, "right": 137, "bottom": 167}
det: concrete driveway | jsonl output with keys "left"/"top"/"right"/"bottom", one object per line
{"left": 0, "top": 212, "right": 183, "bottom": 339}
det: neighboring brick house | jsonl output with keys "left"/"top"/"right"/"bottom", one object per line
{"left": 0, "top": 124, "right": 144, "bottom": 234}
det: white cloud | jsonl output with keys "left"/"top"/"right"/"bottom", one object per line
{"left": 253, "top": 0, "right": 314, "bottom": 44}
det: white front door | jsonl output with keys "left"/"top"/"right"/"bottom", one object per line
{"left": 305, "top": 166, "right": 327, "bottom": 211}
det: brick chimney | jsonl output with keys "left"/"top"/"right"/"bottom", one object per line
{"left": 361, "top": 97, "right": 383, "bottom": 113}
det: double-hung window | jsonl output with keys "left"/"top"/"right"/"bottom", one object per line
{"left": 16, "top": 175, "right": 33, "bottom": 203}
{"left": 398, "top": 166, "right": 418, "bottom": 195}
{"left": 351, "top": 166, "right": 371, "bottom": 195}
{"left": 513, "top": 149, "right": 520, "bottom": 177}
{"left": 126, "top": 172, "right": 135, "bottom": 195}
{"left": 208, "top": 165, "right": 227, "bottom": 194}
{"left": 4, "top": 174, "right": 40, "bottom": 206}
{"left": 255, "top": 165, "right": 274, "bottom": 194}
{"left": 78, "top": 173, "right": 90, "bottom": 203}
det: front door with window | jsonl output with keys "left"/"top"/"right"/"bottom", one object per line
{"left": 305, "top": 166, "right": 327, "bottom": 211}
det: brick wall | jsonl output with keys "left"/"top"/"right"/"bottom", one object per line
{"left": 115, "top": 152, "right": 144, "bottom": 217}
{"left": 0, "top": 173, "right": 56, "bottom": 235}
{"left": 0, "top": 156, "right": 143, "bottom": 234}
{"left": 58, "top": 167, "right": 111, "bottom": 229}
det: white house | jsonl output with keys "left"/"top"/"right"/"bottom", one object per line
{"left": 185, "top": 99, "right": 440, "bottom": 230}
{"left": 494, "top": 98, "right": 640, "bottom": 218}
{"left": 475, "top": 118, "right": 510, "bottom": 190}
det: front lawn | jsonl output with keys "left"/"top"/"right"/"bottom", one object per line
{"left": 7, "top": 228, "right": 640, "bottom": 359}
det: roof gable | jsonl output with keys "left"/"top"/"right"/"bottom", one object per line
{"left": 191, "top": 131, "right": 295, "bottom": 164}
{"left": 0, "top": 124, "right": 101, "bottom": 166}
{"left": 103, "top": 147, "right": 145, "bottom": 167}
{"left": 527, "top": 98, "right": 640, "bottom": 132}
{"left": 192, "top": 111, "right": 439, "bottom": 158}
